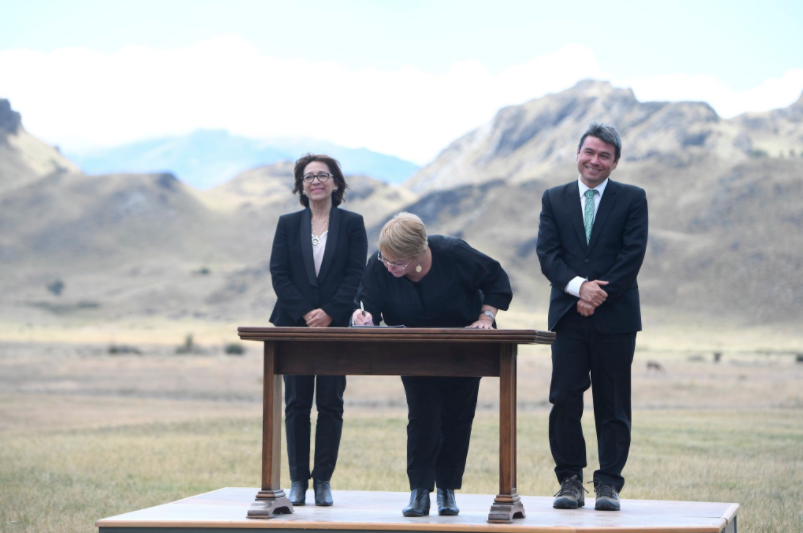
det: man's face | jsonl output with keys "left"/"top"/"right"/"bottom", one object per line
{"left": 576, "top": 135, "right": 618, "bottom": 188}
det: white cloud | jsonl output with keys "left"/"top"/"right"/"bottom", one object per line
{"left": 1, "top": 36, "right": 801, "bottom": 164}
{"left": 620, "top": 69, "right": 803, "bottom": 118}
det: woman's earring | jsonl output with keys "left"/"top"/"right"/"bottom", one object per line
{"left": 333, "top": 188, "right": 338, "bottom": 192}
{"left": 302, "top": 191, "right": 306, "bottom": 195}
{"left": 415, "top": 261, "right": 422, "bottom": 273}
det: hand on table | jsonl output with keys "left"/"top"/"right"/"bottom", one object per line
{"left": 467, "top": 313, "right": 495, "bottom": 329}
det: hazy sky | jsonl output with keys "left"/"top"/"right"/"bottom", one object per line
{"left": 2, "top": 0, "right": 802, "bottom": 164}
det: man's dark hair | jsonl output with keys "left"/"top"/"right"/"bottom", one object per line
{"left": 578, "top": 123, "right": 622, "bottom": 162}
{"left": 293, "top": 153, "right": 348, "bottom": 207}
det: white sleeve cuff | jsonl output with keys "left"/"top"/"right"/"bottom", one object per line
{"left": 564, "top": 276, "right": 587, "bottom": 298}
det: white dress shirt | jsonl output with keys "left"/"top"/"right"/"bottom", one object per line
{"left": 564, "top": 177, "right": 608, "bottom": 297}
{"left": 313, "top": 231, "right": 328, "bottom": 276}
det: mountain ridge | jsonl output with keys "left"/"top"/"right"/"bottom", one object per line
{"left": 1, "top": 83, "right": 801, "bottom": 326}
{"left": 0, "top": 98, "right": 81, "bottom": 194}
{"left": 405, "top": 80, "right": 802, "bottom": 193}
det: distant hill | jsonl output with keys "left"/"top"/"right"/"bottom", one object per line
{"left": 0, "top": 99, "right": 81, "bottom": 195}
{"left": 398, "top": 80, "right": 803, "bottom": 323}
{"left": 405, "top": 79, "right": 802, "bottom": 193}
{"left": 206, "top": 161, "right": 416, "bottom": 225}
{"left": 1, "top": 84, "right": 802, "bottom": 328}
{"left": 67, "top": 130, "right": 419, "bottom": 189}
{"left": 0, "top": 145, "right": 415, "bottom": 324}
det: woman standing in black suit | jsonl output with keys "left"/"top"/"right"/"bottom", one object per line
{"left": 269, "top": 154, "right": 367, "bottom": 507}
{"left": 351, "top": 212, "right": 512, "bottom": 517}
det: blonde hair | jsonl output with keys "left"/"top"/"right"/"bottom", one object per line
{"left": 378, "top": 212, "right": 429, "bottom": 260}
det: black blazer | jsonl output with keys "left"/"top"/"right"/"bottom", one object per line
{"left": 536, "top": 179, "right": 648, "bottom": 334}
{"left": 269, "top": 206, "right": 368, "bottom": 328}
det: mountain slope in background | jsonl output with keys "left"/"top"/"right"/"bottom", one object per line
{"left": 0, "top": 154, "right": 415, "bottom": 324}
{"left": 392, "top": 81, "right": 803, "bottom": 322}
{"left": 733, "top": 91, "right": 803, "bottom": 157}
{"left": 405, "top": 80, "right": 802, "bottom": 193}
{"left": 67, "top": 130, "right": 419, "bottom": 189}
{"left": 1, "top": 82, "right": 801, "bottom": 328}
{"left": 206, "top": 161, "right": 417, "bottom": 226}
{"left": 0, "top": 99, "right": 81, "bottom": 194}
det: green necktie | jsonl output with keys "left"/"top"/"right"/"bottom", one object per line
{"left": 584, "top": 189, "right": 598, "bottom": 244}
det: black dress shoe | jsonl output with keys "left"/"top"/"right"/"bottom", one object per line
{"left": 437, "top": 488, "right": 459, "bottom": 516}
{"left": 313, "top": 479, "right": 333, "bottom": 506}
{"left": 402, "top": 488, "right": 430, "bottom": 517}
{"left": 289, "top": 481, "right": 308, "bottom": 505}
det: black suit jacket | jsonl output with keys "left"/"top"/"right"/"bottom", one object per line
{"left": 536, "top": 179, "right": 648, "bottom": 334}
{"left": 269, "top": 206, "right": 368, "bottom": 328}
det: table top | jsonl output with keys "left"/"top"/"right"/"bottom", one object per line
{"left": 238, "top": 327, "right": 555, "bottom": 344}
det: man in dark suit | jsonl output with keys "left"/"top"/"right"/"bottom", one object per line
{"left": 536, "top": 123, "right": 648, "bottom": 511}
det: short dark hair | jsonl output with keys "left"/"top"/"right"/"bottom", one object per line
{"left": 293, "top": 153, "right": 348, "bottom": 207}
{"left": 578, "top": 123, "right": 622, "bottom": 162}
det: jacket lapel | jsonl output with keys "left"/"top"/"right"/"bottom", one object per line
{"left": 317, "top": 206, "right": 340, "bottom": 282}
{"left": 299, "top": 208, "right": 318, "bottom": 287}
{"left": 564, "top": 181, "right": 588, "bottom": 252}
{"left": 587, "top": 180, "right": 619, "bottom": 254}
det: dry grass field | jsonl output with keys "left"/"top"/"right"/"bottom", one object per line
{"left": 1, "top": 320, "right": 802, "bottom": 533}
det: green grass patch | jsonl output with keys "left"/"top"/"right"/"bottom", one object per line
{"left": 1, "top": 410, "right": 801, "bottom": 532}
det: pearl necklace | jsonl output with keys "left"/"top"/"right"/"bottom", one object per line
{"left": 311, "top": 218, "right": 329, "bottom": 247}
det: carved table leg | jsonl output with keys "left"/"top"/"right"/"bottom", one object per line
{"left": 488, "top": 344, "right": 525, "bottom": 523}
{"left": 248, "top": 341, "right": 293, "bottom": 519}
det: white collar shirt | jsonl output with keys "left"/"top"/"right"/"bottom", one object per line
{"left": 563, "top": 177, "right": 610, "bottom": 297}
{"left": 578, "top": 177, "right": 609, "bottom": 221}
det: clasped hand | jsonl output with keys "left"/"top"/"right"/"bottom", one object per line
{"left": 577, "top": 279, "right": 609, "bottom": 317}
{"left": 304, "top": 308, "right": 332, "bottom": 328}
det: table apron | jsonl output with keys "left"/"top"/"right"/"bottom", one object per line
{"left": 274, "top": 341, "right": 503, "bottom": 377}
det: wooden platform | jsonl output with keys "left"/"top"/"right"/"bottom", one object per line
{"left": 96, "top": 488, "right": 739, "bottom": 533}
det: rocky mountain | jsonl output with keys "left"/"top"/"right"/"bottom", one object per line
{"left": 0, "top": 105, "right": 415, "bottom": 324}
{"left": 370, "top": 155, "right": 802, "bottom": 323}
{"left": 396, "top": 80, "right": 803, "bottom": 323}
{"left": 0, "top": 99, "right": 80, "bottom": 194}
{"left": 405, "top": 80, "right": 800, "bottom": 193}
{"left": 733, "top": 91, "right": 803, "bottom": 157}
{"left": 1, "top": 83, "right": 801, "bottom": 328}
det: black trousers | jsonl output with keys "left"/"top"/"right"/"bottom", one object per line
{"left": 549, "top": 310, "right": 636, "bottom": 492}
{"left": 401, "top": 376, "right": 481, "bottom": 491}
{"left": 284, "top": 374, "right": 346, "bottom": 482}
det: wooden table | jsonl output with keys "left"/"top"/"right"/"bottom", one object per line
{"left": 237, "top": 327, "right": 555, "bottom": 524}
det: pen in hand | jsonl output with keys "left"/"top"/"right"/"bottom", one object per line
{"left": 360, "top": 301, "right": 366, "bottom": 317}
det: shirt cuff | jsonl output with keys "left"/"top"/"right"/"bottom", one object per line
{"left": 564, "top": 276, "right": 587, "bottom": 298}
